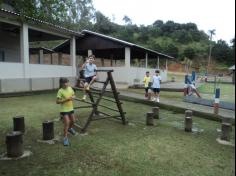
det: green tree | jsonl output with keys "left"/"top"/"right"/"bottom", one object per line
{"left": 122, "top": 15, "right": 132, "bottom": 25}
{"left": 164, "top": 44, "right": 179, "bottom": 58}
{"left": 212, "top": 40, "right": 232, "bottom": 65}
{"left": 183, "top": 47, "right": 196, "bottom": 60}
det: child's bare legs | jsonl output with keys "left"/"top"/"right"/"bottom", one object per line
{"left": 63, "top": 115, "right": 70, "bottom": 137}
{"left": 156, "top": 92, "right": 160, "bottom": 102}
{"left": 69, "top": 113, "right": 75, "bottom": 129}
{"left": 87, "top": 76, "right": 97, "bottom": 89}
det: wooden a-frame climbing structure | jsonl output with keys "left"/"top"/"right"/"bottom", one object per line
{"left": 73, "top": 69, "right": 127, "bottom": 133}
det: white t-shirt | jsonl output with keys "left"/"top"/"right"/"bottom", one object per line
{"left": 152, "top": 75, "right": 161, "bottom": 88}
{"left": 84, "top": 63, "right": 97, "bottom": 78}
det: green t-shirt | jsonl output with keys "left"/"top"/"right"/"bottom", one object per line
{"left": 57, "top": 87, "right": 75, "bottom": 112}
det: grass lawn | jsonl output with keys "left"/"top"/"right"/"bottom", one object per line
{"left": 197, "top": 83, "right": 235, "bottom": 103}
{"left": 0, "top": 92, "right": 235, "bottom": 176}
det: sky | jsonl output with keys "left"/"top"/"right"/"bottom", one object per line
{"left": 92, "top": 0, "right": 235, "bottom": 44}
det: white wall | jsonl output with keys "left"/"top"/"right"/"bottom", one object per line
{"left": 0, "top": 62, "right": 24, "bottom": 78}
{"left": 29, "top": 64, "right": 74, "bottom": 78}
{"left": 96, "top": 66, "right": 167, "bottom": 86}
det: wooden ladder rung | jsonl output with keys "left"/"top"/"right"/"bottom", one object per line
{"left": 96, "top": 69, "right": 114, "bottom": 72}
{"left": 98, "top": 104, "right": 121, "bottom": 112}
{"left": 73, "top": 98, "right": 95, "bottom": 105}
{"left": 74, "top": 105, "right": 92, "bottom": 109}
{"left": 91, "top": 115, "right": 122, "bottom": 121}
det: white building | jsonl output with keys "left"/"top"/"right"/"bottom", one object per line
{"left": 0, "top": 8, "right": 174, "bottom": 93}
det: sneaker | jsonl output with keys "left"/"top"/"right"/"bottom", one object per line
{"left": 82, "top": 95, "right": 87, "bottom": 101}
{"left": 156, "top": 98, "right": 160, "bottom": 102}
{"left": 68, "top": 128, "right": 76, "bottom": 135}
{"left": 151, "top": 98, "right": 156, "bottom": 101}
{"left": 63, "top": 137, "right": 69, "bottom": 146}
{"left": 86, "top": 85, "right": 90, "bottom": 90}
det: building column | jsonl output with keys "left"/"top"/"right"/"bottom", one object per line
{"left": 39, "top": 49, "right": 44, "bottom": 64}
{"left": 165, "top": 59, "right": 168, "bottom": 71}
{"left": 157, "top": 56, "right": 160, "bottom": 69}
{"left": 70, "top": 36, "right": 76, "bottom": 76}
{"left": 88, "top": 50, "right": 93, "bottom": 56}
{"left": 20, "top": 23, "right": 29, "bottom": 78}
{"left": 125, "top": 47, "right": 131, "bottom": 68}
{"left": 145, "top": 53, "right": 148, "bottom": 68}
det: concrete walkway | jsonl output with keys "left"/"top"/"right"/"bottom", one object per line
{"left": 119, "top": 90, "right": 235, "bottom": 119}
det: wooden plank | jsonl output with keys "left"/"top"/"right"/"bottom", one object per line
{"left": 73, "top": 98, "right": 94, "bottom": 105}
{"left": 91, "top": 115, "right": 122, "bottom": 121}
{"left": 107, "top": 72, "right": 127, "bottom": 124}
{"left": 74, "top": 105, "right": 92, "bottom": 109}
{"left": 96, "top": 69, "right": 114, "bottom": 72}
{"left": 98, "top": 104, "right": 120, "bottom": 112}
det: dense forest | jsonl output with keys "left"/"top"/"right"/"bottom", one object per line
{"left": 1, "top": 0, "right": 235, "bottom": 69}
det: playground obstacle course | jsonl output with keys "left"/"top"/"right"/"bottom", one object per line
{"left": 6, "top": 131, "right": 23, "bottom": 158}
{"left": 0, "top": 116, "right": 32, "bottom": 160}
{"left": 73, "top": 69, "right": 127, "bottom": 133}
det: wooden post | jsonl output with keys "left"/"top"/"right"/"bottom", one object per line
{"left": 42, "top": 121, "right": 54, "bottom": 140}
{"left": 152, "top": 107, "right": 160, "bottom": 119}
{"left": 185, "top": 110, "right": 192, "bottom": 132}
{"left": 222, "top": 117, "right": 232, "bottom": 124}
{"left": 185, "top": 117, "right": 192, "bottom": 132}
{"left": 13, "top": 116, "right": 25, "bottom": 133}
{"left": 221, "top": 123, "right": 231, "bottom": 141}
{"left": 146, "top": 112, "right": 154, "bottom": 126}
{"left": 185, "top": 110, "right": 193, "bottom": 118}
{"left": 6, "top": 131, "right": 23, "bottom": 158}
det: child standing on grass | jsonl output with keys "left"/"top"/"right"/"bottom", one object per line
{"left": 152, "top": 70, "right": 162, "bottom": 102}
{"left": 56, "top": 77, "right": 77, "bottom": 146}
{"left": 81, "top": 55, "right": 97, "bottom": 100}
{"left": 143, "top": 71, "right": 151, "bottom": 100}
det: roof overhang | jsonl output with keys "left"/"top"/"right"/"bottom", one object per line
{"left": 54, "top": 30, "right": 175, "bottom": 60}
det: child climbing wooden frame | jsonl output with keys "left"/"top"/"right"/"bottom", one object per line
{"left": 73, "top": 69, "right": 127, "bottom": 133}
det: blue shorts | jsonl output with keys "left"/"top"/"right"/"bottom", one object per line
{"left": 60, "top": 110, "right": 74, "bottom": 119}
{"left": 152, "top": 88, "right": 160, "bottom": 93}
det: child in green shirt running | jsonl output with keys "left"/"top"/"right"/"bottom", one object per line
{"left": 56, "top": 78, "right": 77, "bottom": 146}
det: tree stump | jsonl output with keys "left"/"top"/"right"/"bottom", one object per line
{"left": 222, "top": 117, "right": 232, "bottom": 124}
{"left": 42, "top": 121, "right": 54, "bottom": 140}
{"left": 185, "top": 110, "right": 193, "bottom": 118}
{"left": 146, "top": 112, "right": 154, "bottom": 126}
{"left": 6, "top": 131, "right": 23, "bottom": 158}
{"left": 13, "top": 116, "right": 25, "bottom": 133}
{"left": 222, "top": 117, "right": 232, "bottom": 131}
{"left": 221, "top": 123, "right": 231, "bottom": 141}
{"left": 152, "top": 107, "right": 160, "bottom": 119}
{"left": 185, "top": 116, "right": 192, "bottom": 132}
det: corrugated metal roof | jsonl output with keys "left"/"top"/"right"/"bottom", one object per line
{"left": 82, "top": 30, "right": 175, "bottom": 59}
{"left": 0, "top": 8, "right": 83, "bottom": 36}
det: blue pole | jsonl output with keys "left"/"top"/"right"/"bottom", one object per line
{"left": 215, "top": 88, "right": 220, "bottom": 99}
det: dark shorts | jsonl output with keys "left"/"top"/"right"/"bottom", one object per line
{"left": 152, "top": 88, "right": 160, "bottom": 93}
{"left": 145, "top": 87, "right": 150, "bottom": 93}
{"left": 85, "top": 76, "right": 95, "bottom": 83}
{"left": 60, "top": 110, "right": 74, "bottom": 119}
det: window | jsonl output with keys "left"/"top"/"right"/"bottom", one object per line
{"left": 0, "top": 49, "right": 5, "bottom": 62}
